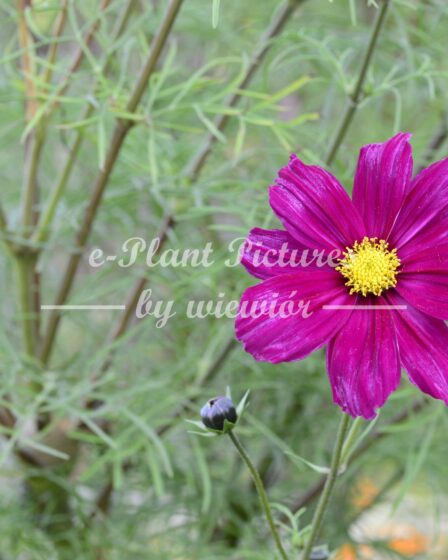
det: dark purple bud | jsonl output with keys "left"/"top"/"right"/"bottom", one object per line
{"left": 200, "top": 396, "right": 237, "bottom": 431}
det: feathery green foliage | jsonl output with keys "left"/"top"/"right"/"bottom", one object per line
{"left": 0, "top": 1, "right": 447, "bottom": 558}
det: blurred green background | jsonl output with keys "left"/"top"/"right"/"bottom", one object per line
{"left": 0, "top": 0, "right": 447, "bottom": 558}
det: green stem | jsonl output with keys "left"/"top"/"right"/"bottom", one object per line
{"left": 16, "top": 256, "right": 35, "bottom": 356}
{"left": 41, "top": 0, "right": 69, "bottom": 87}
{"left": 0, "top": 203, "right": 7, "bottom": 232}
{"left": 325, "top": 0, "right": 390, "bottom": 165}
{"left": 229, "top": 431, "right": 289, "bottom": 560}
{"left": 19, "top": 130, "right": 45, "bottom": 358}
{"left": 18, "top": 129, "right": 43, "bottom": 357}
{"left": 340, "top": 416, "right": 363, "bottom": 464}
{"left": 301, "top": 412, "right": 350, "bottom": 560}
{"left": 21, "top": 131, "right": 44, "bottom": 234}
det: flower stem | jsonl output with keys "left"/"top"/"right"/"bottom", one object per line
{"left": 325, "top": 0, "right": 390, "bottom": 165}
{"left": 301, "top": 412, "right": 350, "bottom": 560}
{"left": 340, "top": 416, "right": 363, "bottom": 464}
{"left": 229, "top": 431, "right": 289, "bottom": 560}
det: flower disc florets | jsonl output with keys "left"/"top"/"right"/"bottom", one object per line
{"left": 336, "top": 237, "right": 400, "bottom": 297}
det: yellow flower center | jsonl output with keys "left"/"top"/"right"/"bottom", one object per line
{"left": 336, "top": 237, "right": 400, "bottom": 297}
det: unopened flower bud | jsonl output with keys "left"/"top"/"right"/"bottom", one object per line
{"left": 200, "top": 396, "right": 237, "bottom": 432}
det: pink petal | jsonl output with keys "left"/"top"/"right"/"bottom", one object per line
{"left": 326, "top": 301, "right": 401, "bottom": 419}
{"left": 386, "top": 292, "right": 448, "bottom": 404}
{"left": 352, "top": 132, "right": 413, "bottom": 239}
{"left": 390, "top": 158, "right": 448, "bottom": 250}
{"left": 241, "top": 227, "right": 338, "bottom": 280}
{"left": 395, "top": 243, "right": 448, "bottom": 320}
{"left": 235, "top": 270, "right": 354, "bottom": 363}
{"left": 269, "top": 155, "right": 365, "bottom": 252}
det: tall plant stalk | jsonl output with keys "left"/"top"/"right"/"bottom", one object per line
{"left": 39, "top": 0, "right": 185, "bottom": 365}
{"left": 15, "top": 0, "right": 114, "bottom": 358}
{"left": 16, "top": 0, "right": 39, "bottom": 354}
{"left": 325, "top": 0, "right": 390, "bottom": 165}
{"left": 16, "top": 256, "right": 35, "bottom": 355}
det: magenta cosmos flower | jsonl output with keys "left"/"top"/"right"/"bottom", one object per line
{"left": 235, "top": 133, "right": 448, "bottom": 419}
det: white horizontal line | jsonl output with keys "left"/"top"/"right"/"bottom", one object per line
{"left": 323, "top": 305, "right": 407, "bottom": 310}
{"left": 40, "top": 305, "right": 126, "bottom": 310}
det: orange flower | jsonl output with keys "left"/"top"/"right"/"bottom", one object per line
{"left": 351, "top": 477, "right": 379, "bottom": 509}
{"left": 335, "top": 544, "right": 357, "bottom": 560}
{"left": 389, "top": 531, "right": 429, "bottom": 556}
